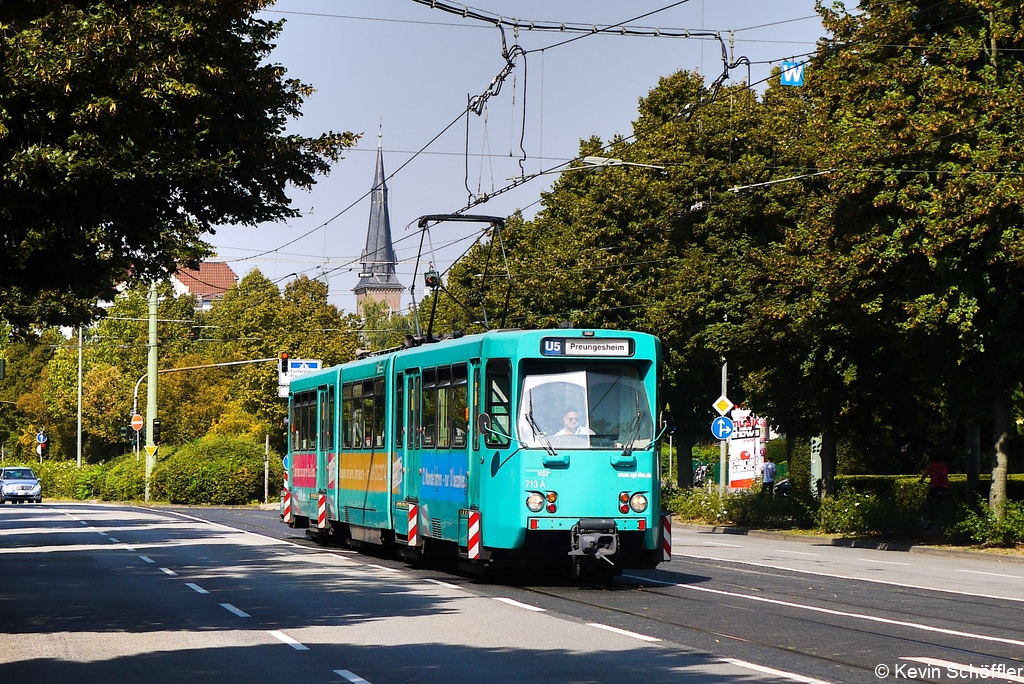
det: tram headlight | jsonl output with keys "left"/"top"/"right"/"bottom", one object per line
{"left": 629, "top": 492, "right": 649, "bottom": 513}
{"left": 526, "top": 492, "right": 545, "bottom": 512}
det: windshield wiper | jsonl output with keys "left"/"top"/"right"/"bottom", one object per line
{"left": 621, "top": 393, "right": 644, "bottom": 459}
{"left": 527, "top": 394, "right": 557, "bottom": 458}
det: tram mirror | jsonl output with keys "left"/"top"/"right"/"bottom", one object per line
{"left": 477, "top": 413, "right": 492, "bottom": 434}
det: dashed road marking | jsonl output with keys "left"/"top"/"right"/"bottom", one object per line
{"left": 493, "top": 597, "right": 545, "bottom": 612}
{"left": 955, "top": 569, "right": 1022, "bottom": 579}
{"left": 221, "top": 603, "right": 250, "bottom": 618}
{"left": 424, "top": 578, "right": 462, "bottom": 590}
{"left": 335, "top": 670, "right": 371, "bottom": 683}
{"left": 721, "top": 657, "right": 834, "bottom": 683}
{"left": 268, "top": 630, "right": 309, "bottom": 650}
{"left": 857, "top": 558, "right": 911, "bottom": 566}
{"left": 139, "top": 556, "right": 154, "bottom": 563}
{"left": 160, "top": 567, "right": 177, "bottom": 576}
{"left": 586, "top": 623, "right": 660, "bottom": 642}
{"left": 185, "top": 583, "right": 209, "bottom": 594}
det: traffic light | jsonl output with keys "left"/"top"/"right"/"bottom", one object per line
{"left": 152, "top": 420, "right": 161, "bottom": 444}
{"left": 120, "top": 426, "right": 129, "bottom": 441}
{"left": 279, "top": 352, "right": 290, "bottom": 376}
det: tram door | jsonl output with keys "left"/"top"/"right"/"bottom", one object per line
{"left": 398, "top": 369, "right": 421, "bottom": 538}
{"left": 317, "top": 385, "right": 335, "bottom": 520}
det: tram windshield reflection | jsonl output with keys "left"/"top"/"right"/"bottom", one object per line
{"left": 517, "top": 363, "right": 653, "bottom": 450}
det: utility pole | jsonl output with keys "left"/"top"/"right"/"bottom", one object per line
{"left": 719, "top": 360, "right": 727, "bottom": 495}
{"left": 76, "top": 326, "right": 84, "bottom": 468}
{"left": 144, "top": 281, "right": 158, "bottom": 502}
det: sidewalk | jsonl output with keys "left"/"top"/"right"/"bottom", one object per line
{"left": 674, "top": 520, "right": 1024, "bottom": 566}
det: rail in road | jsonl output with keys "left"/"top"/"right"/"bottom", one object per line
{"left": 2, "top": 504, "right": 1022, "bottom": 684}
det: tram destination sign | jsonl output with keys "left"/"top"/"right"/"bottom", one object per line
{"left": 541, "top": 337, "right": 634, "bottom": 357}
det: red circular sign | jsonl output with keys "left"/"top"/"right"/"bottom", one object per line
{"left": 130, "top": 414, "right": 144, "bottom": 431}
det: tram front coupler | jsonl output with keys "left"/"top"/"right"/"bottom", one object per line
{"left": 569, "top": 518, "right": 618, "bottom": 565}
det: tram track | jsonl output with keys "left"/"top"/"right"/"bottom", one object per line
{"left": 669, "top": 556, "right": 1024, "bottom": 641}
{"left": 504, "top": 571, "right": 1024, "bottom": 684}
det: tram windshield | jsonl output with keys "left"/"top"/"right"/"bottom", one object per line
{"left": 517, "top": 363, "right": 653, "bottom": 450}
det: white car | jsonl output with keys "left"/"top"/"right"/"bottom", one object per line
{"left": 0, "top": 468, "right": 43, "bottom": 504}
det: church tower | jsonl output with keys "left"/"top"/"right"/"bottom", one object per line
{"left": 353, "top": 131, "right": 404, "bottom": 314}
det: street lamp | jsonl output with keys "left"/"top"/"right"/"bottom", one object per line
{"left": 581, "top": 156, "right": 666, "bottom": 171}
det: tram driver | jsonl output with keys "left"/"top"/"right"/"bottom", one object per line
{"left": 552, "top": 408, "right": 594, "bottom": 446}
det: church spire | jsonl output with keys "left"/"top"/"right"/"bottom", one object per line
{"left": 353, "top": 129, "right": 403, "bottom": 314}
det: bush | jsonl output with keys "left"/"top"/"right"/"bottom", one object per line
{"left": 949, "top": 499, "right": 1024, "bottom": 548}
{"left": 1, "top": 460, "right": 105, "bottom": 500}
{"left": 664, "top": 482, "right": 816, "bottom": 529}
{"left": 154, "top": 436, "right": 281, "bottom": 505}
{"left": 100, "top": 454, "right": 147, "bottom": 501}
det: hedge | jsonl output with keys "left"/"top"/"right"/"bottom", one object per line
{"left": 3, "top": 435, "right": 282, "bottom": 505}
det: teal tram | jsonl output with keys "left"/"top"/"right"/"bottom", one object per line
{"left": 281, "top": 327, "right": 669, "bottom": 577}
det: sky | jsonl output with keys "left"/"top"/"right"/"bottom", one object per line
{"left": 209, "top": 0, "right": 826, "bottom": 315}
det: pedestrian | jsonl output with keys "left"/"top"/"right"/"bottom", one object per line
{"left": 761, "top": 456, "right": 776, "bottom": 496}
{"left": 919, "top": 454, "right": 949, "bottom": 513}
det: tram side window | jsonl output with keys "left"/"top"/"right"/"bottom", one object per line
{"left": 471, "top": 364, "right": 480, "bottom": 451}
{"left": 352, "top": 381, "right": 365, "bottom": 448}
{"left": 342, "top": 383, "right": 353, "bottom": 449}
{"left": 422, "top": 368, "right": 436, "bottom": 448}
{"left": 372, "top": 376, "right": 386, "bottom": 448}
{"left": 321, "top": 387, "right": 335, "bottom": 451}
{"left": 395, "top": 373, "right": 405, "bottom": 449}
{"left": 485, "top": 360, "right": 511, "bottom": 447}
{"left": 436, "top": 366, "right": 451, "bottom": 448}
{"left": 411, "top": 374, "right": 422, "bottom": 449}
{"left": 361, "top": 379, "right": 374, "bottom": 449}
{"left": 452, "top": 364, "right": 468, "bottom": 448}
{"left": 291, "top": 391, "right": 316, "bottom": 451}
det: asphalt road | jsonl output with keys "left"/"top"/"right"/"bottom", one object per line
{"left": 2, "top": 503, "right": 1022, "bottom": 684}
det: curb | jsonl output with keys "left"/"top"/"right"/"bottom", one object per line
{"left": 674, "top": 521, "right": 1024, "bottom": 567}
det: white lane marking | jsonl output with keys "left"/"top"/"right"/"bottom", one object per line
{"left": 424, "top": 578, "right": 462, "bottom": 590}
{"left": 268, "top": 630, "right": 309, "bottom": 650}
{"left": 96, "top": 531, "right": 108, "bottom": 536}
{"left": 626, "top": 575, "right": 1024, "bottom": 648}
{"left": 121, "top": 545, "right": 136, "bottom": 552}
{"left": 586, "top": 623, "right": 661, "bottom": 642}
{"left": 185, "top": 583, "right": 209, "bottom": 594}
{"left": 159, "top": 567, "right": 177, "bottom": 576}
{"left": 956, "top": 569, "right": 1022, "bottom": 579}
{"left": 79, "top": 521, "right": 88, "bottom": 525}
{"left": 139, "top": 556, "right": 155, "bottom": 563}
{"left": 687, "top": 539, "right": 743, "bottom": 548}
{"left": 493, "top": 597, "right": 546, "bottom": 612}
{"left": 365, "top": 563, "right": 401, "bottom": 573}
{"left": 668, "top": 552, "right": 1024, "bottom": 604}
{"left": 721, "top": 657, "right": 834, "bottom": 684}
{"left": 107, "top": 537, "right": 120, "bottom": 543}
{"left": 334, "top": 670, "right": 371, "bottom": 684}
{"left": 857, "top": 558, "right": 911, "bottom": 566}
{"left": 901, "top": 657, "right": 1024, "bottom": 684}
{"left": 221, "top": 603, "right": 250, "bottom": 618}
{"left": 775, "top": 550, "right": 820, "bottom": 556}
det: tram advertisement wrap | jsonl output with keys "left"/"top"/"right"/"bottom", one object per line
{"left": 292, "top": 453, "right": 317, "bottom": 488}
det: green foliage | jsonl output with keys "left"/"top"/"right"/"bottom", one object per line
{"left": 664, "top": 484, "right": 816, "bottom": 529}
{"left": 154, "top": 435, "right": 281, "bottom": 505}
{"left": 100, "top": 455, "right": 147, "bottom": 502}
{"left": 949, "top": 499, "right": 1024, "bottom": 548}
{"left": 0, "top": 0, "right": 355, "bottom": 328}
{"left": 2, "top": 460, "right": 104, "bottom": 500}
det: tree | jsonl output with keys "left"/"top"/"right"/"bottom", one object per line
{"left": 809, "top": 0, "right": 1024, "bottom": 514}
{"left": 0, "top": 0, "right": 355, "bottom": 327}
